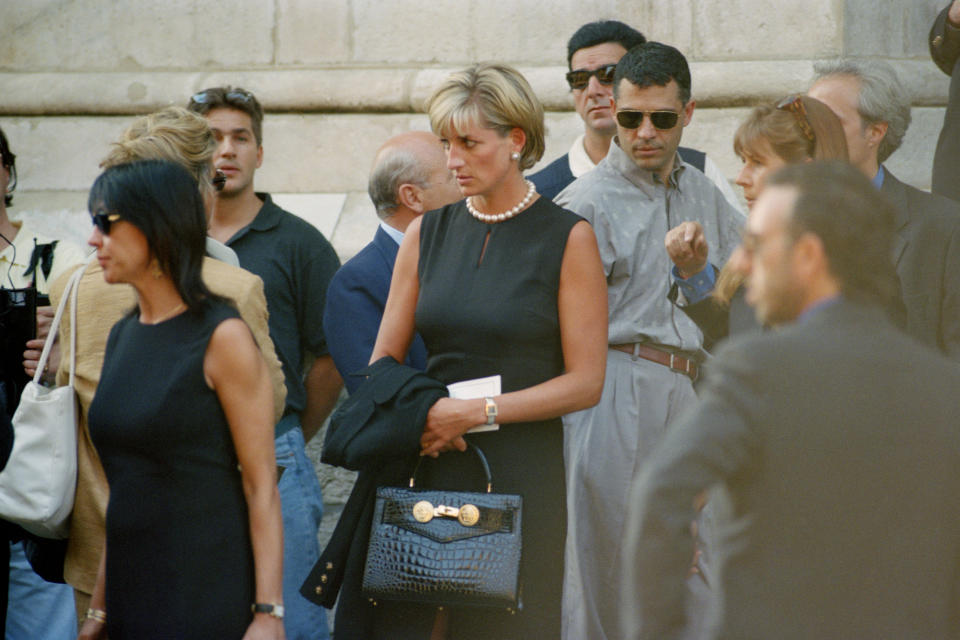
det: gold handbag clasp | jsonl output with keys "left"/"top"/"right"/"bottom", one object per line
{"left": 411, "top": 501, "right": 480, "bottom": 526}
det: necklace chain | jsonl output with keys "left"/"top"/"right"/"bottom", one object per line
{"left": 465, "top": 180, "right": 537, "bottom": 223}
{"left": 146, "top": 302, "right": 186, "bottom": 325}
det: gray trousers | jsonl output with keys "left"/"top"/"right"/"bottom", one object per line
{"left": 562, "top": 349, "right": 709, "bottom": 640}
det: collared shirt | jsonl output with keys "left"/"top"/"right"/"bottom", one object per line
{"left": 565, "top": 135, "right": 745, "bottom": 213}
{"left": 872, "top": 165, "right": 886, "bottom": 190}
{"left": 225, "top": 193, "right": 341, "bottom": 416}
{"left": 557, "top": 140, "right": 745, "bottom": 352}
{"left": 0, "top": 219, "right": 87, "bottom": 296}
{"left": 568, "top": 134, "right": 597, "bottom": 178}
{"left": 378, "top": 221, "right": 405, "bottom": 247}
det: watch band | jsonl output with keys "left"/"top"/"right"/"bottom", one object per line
{"left": 483, "top": 396, "right": 498, "bottom": 425}
{"left": 251, "top": 603, "right": 285, "bottom": 619}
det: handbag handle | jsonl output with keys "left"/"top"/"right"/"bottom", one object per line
{"left": 32, "top": 257, "right": 89, "bottom": 386}
{"left": 408, "top": 443, "right": 494, "bottom": 493}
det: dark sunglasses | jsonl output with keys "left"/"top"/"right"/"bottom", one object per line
{"left": 566, "top": 64, "right": 617, "bottom": 90}
{"left": 91, "top": 211, "right": 121, "bottom": 234}
{"left": 212, "top": 169, "right": 227, "bottom": 191}
{"left": 776, "top": 94, "right": 816, "bottom": 144}
{"left": 189, "top": 88, "right": 256, "bottom": 107}
{"left": 615, "top": 110, "right": 680, "bottom": 131}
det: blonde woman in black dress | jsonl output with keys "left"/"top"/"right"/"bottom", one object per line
{"left": 368, "top": 63, "right": 608, "bottom": 640}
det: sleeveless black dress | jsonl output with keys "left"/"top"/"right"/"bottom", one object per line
{"left": 89, "top": 300, "right": 253, "bottom": 639}
{"left": 412, "top": 197, "right": 582, "bottom": 638}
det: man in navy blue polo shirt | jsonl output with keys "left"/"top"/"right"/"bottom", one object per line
{"left": 189, "top": 86, "right": 340, "bottom": 640}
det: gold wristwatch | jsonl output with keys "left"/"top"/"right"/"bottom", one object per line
{"left": 484, "top": 396, "right": 498, "bottom": 425}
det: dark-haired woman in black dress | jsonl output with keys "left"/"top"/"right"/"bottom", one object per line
{"left": 80, "top": 160, "right": 284, "bottom": 640}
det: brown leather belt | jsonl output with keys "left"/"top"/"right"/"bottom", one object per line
{"left": 610, "top": 343, "right": 699, "bottom": 381}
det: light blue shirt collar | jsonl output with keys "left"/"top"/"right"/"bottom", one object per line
{"left": 379, "top": 221, "right": 405, "bottom": 247}
{"left": 871, "top": 165, "right": 885, "bottom": 190}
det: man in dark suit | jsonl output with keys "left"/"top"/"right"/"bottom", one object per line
{"left": 622, "top": 161, "right": 960, "bottom": 640}
{"left": 810, "top": 59, "right": 960, "bottom": 358}
{"left": 324, "top": 131, "right": 461, "bottom": 393}
{"left": 930, "top": 0, "right": 960, "bottom": 202}
{"left": 529, "top": 20, "right": 741, "bottom": 210}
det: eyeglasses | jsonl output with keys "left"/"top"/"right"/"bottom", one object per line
{"left": 212, "top": 169, "right": 226, "bottom": 192}
{"left": 566, "top": 64, "right": 617, "bottom": 90}
{"left": 776, "top": 95, "right": 816, "bottom": 144}
{"left": 91, "top": 211, "right": 122, "bottom": 234}
{"left": 189, "top": 88, "right": 257, "bottom": 107}
{"left": 615, "top": 110, "right": 680, "bottom": 130}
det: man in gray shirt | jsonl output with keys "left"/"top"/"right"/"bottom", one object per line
{"left": 556, "top": 41, "right": 743, "bottom": 640}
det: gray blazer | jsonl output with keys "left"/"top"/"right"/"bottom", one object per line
{"left": 881, "top": 168, "right": 960, "bottom": 358}
{"left": 623, "top": 299, "right": 960, "bottom": 640}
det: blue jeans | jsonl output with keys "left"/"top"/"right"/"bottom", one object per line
{"left": 6, "top": 541, "right": 75, "bottom": 640}
{"left": 275, "top": 418, "right": 329, "bottom": 640}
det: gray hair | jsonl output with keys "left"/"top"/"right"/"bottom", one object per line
{"left": 812, "top": 59, "right": 912, "bottom": 163}
{"left": 367, "top": 147, "right": 431, "bottom": 220}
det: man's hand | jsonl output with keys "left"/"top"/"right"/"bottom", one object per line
{"left": 23, "top": 337, "right": 58, "bottom": 383}
{"left": 665, "top": 221, "right": 709, "bottom": 278}
{"left": 35, "top": 306, "right": 55, "bottom": 340}
{"left": 23, "top": 308, "right": 59, "bottom": 383}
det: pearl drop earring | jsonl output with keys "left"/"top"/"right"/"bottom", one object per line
{"left": 511, "top": 152, "right": 520, "bottom": 161}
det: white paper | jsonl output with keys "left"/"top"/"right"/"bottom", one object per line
{"left": 447, "top": 375, "right": 501, "bottom": 433}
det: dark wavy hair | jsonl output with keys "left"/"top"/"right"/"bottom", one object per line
{"left": 567, "top": 20, "right": 646, "bottom": 68}
{"left": 613, "top": 41, "right": 691, "bottom": 104}
{"left": 87, "top": 159, "right": 223, "bottom": 312}
{"left": 767, "top": 161, "right": 899, "bottom": 310}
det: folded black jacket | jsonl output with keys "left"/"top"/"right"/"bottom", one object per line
{"left": 302, "top": 356, "right": 448, "bottom": 619}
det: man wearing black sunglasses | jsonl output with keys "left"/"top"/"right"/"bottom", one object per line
{"left": 555, "top": 42, "right": 744, "bottom": 640}
{"left": 530, "top": 20, "right": 740, "bottom": 209}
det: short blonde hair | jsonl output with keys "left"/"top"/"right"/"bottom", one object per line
{"left": 425, "top": 63, "right": 545, "bottom": 171}
{"left": 101, "top": 107, "right": 216, "bottom": 195}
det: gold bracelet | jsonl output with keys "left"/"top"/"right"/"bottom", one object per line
{"left": 86, "top": 608, "right": 107, "bottom": 623}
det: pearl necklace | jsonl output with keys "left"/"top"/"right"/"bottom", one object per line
{"left": 466, "top": 180, "right": 537, "bottom": 223}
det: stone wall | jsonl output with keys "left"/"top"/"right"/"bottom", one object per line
{"left": 1, "top": 0, "right": 953, "bottom": 611}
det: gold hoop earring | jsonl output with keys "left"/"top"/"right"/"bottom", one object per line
{"left": 152, "top": 259, "right": 163, "bottom": 279}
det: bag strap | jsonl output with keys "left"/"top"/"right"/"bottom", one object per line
{"left": 408, "top": 443, "right": 494, "bottom": 493}
{"left": 32, "top": 257, "right": 89, "bottom": 386}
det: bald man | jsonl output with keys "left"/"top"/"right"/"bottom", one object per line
{"left": 323, "top": 132, "right": 462, "bottom": 393}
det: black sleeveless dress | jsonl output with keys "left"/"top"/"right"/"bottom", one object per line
{"left": 412, "top": 197, "right": 582, "bottom": 638}
{"left": 89, "top": 300, "right": 253, "bottom": 639}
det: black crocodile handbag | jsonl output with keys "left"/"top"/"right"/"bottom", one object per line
{"left": 361, "top": 444, "right": 522, "bottom": 611}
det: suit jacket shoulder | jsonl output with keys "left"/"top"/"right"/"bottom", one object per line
{"left": 529, "top": 153, "right": 575, "bottom": 202}
{"left": 880, "top": 170, "right": 960, "bottom": 358}
{"left": 324, "top": 227, "right": 427, "bottom": 392}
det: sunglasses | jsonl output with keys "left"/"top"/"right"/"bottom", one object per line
{"left": 189, "top": 88, "right": 257, "bottom": 107}
{"left": 776, "top": 94, "right": 816, "bottom": 144}
{"left": 91, "top": 211, "right": 121, "bottom": 235}
{"left": 212, "top": 169, "right": 227, "bottom": 192}
{"left": 566, "top": 64, "right": 617, "bottom": 90}
{"left": 615, "top": 110, "right": 680, "bottom": 130}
